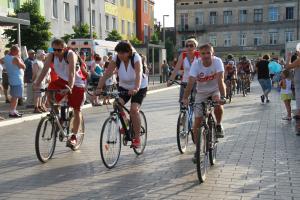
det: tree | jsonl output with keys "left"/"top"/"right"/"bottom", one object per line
{"left": 165, "top": 37, "right": 175, "bottom": 62}
{"left": 150, "top": 32, "right": 160, "bottom": 44}
{"left": 130, "top": 36, "right": 142, "bottom": 46}
{"left": 105, "top": 30, "right": 123, "bottom": 41}
{"left": 3, "top": 1, "right": 52, "bottom": 50}
{"left": 62, "top": 23, "right": 97, "bottom": 43}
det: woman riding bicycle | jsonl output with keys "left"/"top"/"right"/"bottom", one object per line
{"left": 97, "top": 41, "right": 148, "bottom": 148}
{"left": 168, "top": 38, "right": 199, "bottom": 104}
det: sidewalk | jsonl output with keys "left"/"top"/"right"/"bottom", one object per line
{"left": 0, "top": 76, "right": 169, "bottom": 125}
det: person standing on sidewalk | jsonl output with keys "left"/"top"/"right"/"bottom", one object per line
{"left": 256, "top": 54, "right": 271, "bottom": 103}
{"left": 0, "top": 45, "right": 26, "bottom": 118}
{"left": 24, "top": 49, "right": 35, "bottom": 108}
{"left": 279, "top": 70, "right": 293, "bottom": 120}
{"left": 2, "top": 50, "right": 10, "bottom": 103}
{"left": 161, "top": 60, "right": 169, "bottom": 83}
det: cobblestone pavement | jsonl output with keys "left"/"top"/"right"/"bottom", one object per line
{"left": 0, "top": 81, "right": 300, "bottom": 200}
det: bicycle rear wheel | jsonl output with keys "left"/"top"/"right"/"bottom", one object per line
{"left": 100, "top": 117, "right": 121, "bottom": 169}
{"left": 35, "top": 116, "right": 57, "bottom": 163}
{"left": 68, "top": 111, "right": 85, "bottom": 151}
{"left": 176, "top": 111, "right": 189, "bottom": 154}
{"left": 208, "top": 115, "right": 217, "bottom": 166}
{"left": 196, "top": 126, "right": 208, "bottom": 183}
{"left": 133, "top": 111, "right": 148, "bottom": 155}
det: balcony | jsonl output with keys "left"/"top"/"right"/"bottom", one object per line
{"left": 177, "top": 25, "right": 206, "bottom": 33}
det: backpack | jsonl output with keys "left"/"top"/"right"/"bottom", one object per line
{"left": 116, "top": 52, "right": 147, "bottom": 76}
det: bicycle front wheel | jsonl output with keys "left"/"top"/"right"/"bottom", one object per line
{"left": 196, "top": 126, "right": 208, "bottom": 183}
{"left": 133, "top": 111, "right": 148, "bottom": 155}
{"left": 35, "top": 116, "right": 57, "bottom": 163}
{"left": 100, "top": 117, "right": 121, "bottom": 169}
{"left": 177, "top": 111, "right": 189, "bottom": 154}
{"left": 69, "top": 111, "right": 85, "bottom": 151}
{"left": 208, "top": 115, "right": 217, "bottom": 166}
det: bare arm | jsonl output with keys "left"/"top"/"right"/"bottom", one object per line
{"left": 286, "top": 57, "right": 300, "bottom": 69}
{"left": 13, "top": 57, "right": 25, "bottom": 69}
{"left": 183, "top": 76, "right": 196, "bottom": 100}
{"left": 169, "top": 53, "right": 184, "bottom": 82}
{"left": 67, "top": 51, "right": 76, "bottom": 90}
{"left": 217, "top": 71, "right": 226, "bottom": 97}
{"left": 97, "top": 61, "right": 116, "bottom": 89}
{"left": 32, "top": 63, "right": 38, "bottom": 82}
{"left": 134, "top": 61, "right": 142, "bottom": 91}
{"left": 34, "top": 54, "right": 51, "bottom": 85}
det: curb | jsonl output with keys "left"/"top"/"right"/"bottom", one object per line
{"left": 0, "top": 85, "right": 178, "bottom": 127}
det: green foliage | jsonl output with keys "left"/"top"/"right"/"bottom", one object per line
{"left": 3, "top": 1, "right": 52, "bottom": 50}
{"left": 130, "top": 36, "right": 142, "bottom": 46}
{"left": 150, "top": 32, "right": 160, "bottom": 44}
{"left": 62, "top": 23, "right": 97, "bottom": 43}
{"left": 105, "top": 30, "right": 123, "bottom": 41}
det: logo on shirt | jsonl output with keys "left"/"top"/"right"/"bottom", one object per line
{"left": 197, "top": 71, "right": 217, "bottom": 82}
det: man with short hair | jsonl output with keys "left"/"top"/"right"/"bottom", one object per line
{"left": 24, "top": 49, "right": 35, "bottom": 108}
{"left": 0, "top": 45, "right": 26, "bottom": 118}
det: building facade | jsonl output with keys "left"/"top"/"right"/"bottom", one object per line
{"left": 45, "top": 0, "right": 105, "bottom": 39}
{"left": 175, "top": 0, "right": 300, "bottom": 57}
{"left": 136, "top": 0, "right": 155, "bottom": 43}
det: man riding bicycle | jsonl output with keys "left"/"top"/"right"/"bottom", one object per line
{"left": 237, "top": 56, "right": 252, "bottom": 92}
{"left": 97, "top": 41, "right": 148, "bottom": 148}
{"left": 34, "top": 39, "right": 88, "bottom": 148}
{"left": 224, "top": 60, "right": 237, "bottom": 98}
{"left": 182, "top": 44, "right": 226, "bottom": 154}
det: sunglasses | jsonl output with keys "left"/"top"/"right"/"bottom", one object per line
{"left": 201, "top": 51, "right": 212, "bottom": 55}
{"left": 53, "top": 48, "right": 63, "bottom": 52}
{"left": 185, "top": 44, "right": 195, "bottom": 48}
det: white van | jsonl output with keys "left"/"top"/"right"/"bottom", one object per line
{"left": 68, "top": 39, "right": 119, "bottom": 64}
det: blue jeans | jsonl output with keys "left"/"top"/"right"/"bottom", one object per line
{"left": 258, "top": 79, "right": 271, "bottom": 97}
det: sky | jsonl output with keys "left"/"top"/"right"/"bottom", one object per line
{"left": 154, "top": 0, "right": 174, "bottom": 28}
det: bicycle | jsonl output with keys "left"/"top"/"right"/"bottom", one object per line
{"left": 195, "top": 98, "right": 223, "bottom": 183}
{"left": 171, "top": 80, "right": 195, "bottom": 154}
{"left": 97, "top": 91, "right": 147, "bottom": 169}
{"left": 35, "top": 88, "right": 85, "bottom": 163}
{"left": 239, "top": 72, "right": 248, "bottom": 97}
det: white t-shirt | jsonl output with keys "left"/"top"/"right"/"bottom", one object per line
{"left": 113, "top": 53, "right": 148, "bottom": 90}
{"left": 182, "top": 56, "right": 197, "bottom": 83}
{"left": 190, "top": 56, "right": 224, "bottom": 94}
{"left": 281, "top": 79, "right": 292, "bottom": 95}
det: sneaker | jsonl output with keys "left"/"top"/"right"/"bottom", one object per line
{"left": 66, "top": 134, "right": 77, "bottom": 148}
{"left": 266, "top": 99, "right": 270, "bottom": 103}
{"left": 260, "top": 95, "right": 265, "bottom": 103}
{"left": 131, "top": 138, "right": 141, "bottom": 148}
{"left": 9, "top": 112, "right": 22, "bottom": 118}
{"left": 216, "top": 125, "right": 224, "bottom": 138}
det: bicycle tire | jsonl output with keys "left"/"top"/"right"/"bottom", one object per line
{"left": 133, "top": 111, "right": 148, "bottom": 155}
{"left": 69, "top": 111, "right": 85, "bottom": 151}
{"left": 176, "top": 111, "right": 189, "bottom": 154}
{"left": 208, "top": 115, "right": 217, "bottom": 166}
{"left": 100, "top": 117, "right": 121, "bottom": 169}
{"left": 35, "top": 116, "right": 57, "bottom": 163}
{"left": 196, "top": 126, "right": 208, "bottom": 183}
{"left": 242, "top": 80, "right": 246, "bottom": 97}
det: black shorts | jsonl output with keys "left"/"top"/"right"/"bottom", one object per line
{"left": 118, "top": 87, "right": 147, "bottom": 105}
{"left": 226, "top": 74, "right": 233, "bottom": 81}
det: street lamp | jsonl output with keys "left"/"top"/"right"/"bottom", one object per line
{"left": 163, "top": 14, "right": 169, "bottom": 46}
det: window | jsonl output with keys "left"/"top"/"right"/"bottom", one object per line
{"left": 150, "top": 5, "right": 154, "bottom": 19}
{"left": 127, "top": 21, "right": 131, "bottom": 35}
{"left": 144, "top": 25, "right": 149, "bottom": 41}
{"left": 254, "top": 9, "right": 263, "bottom": 22}
{"left": 122, "top": 20, "right": 125, "bottom": 34}
{"left": 269, "top": 32, "right": 279, "bottom": 45}
{"left": 120, "top": 0, "right": 124, "bottom": 6}
{"left": 8, "top": 0, "right": 17, "bottom": 10}
{"left": 286, "top": 31, "right": 294, "bottom": 42}
{"left": 223, "top": 11, "right": 232, "bottom": 24}
{"left": 99, "top": 14, "right": 102, "bottom": 38}
{"left": 144, "top": 0, "right": 148, "bottom": 13}
{"left": 195, "top": 12, "right": 204, "bottom": 25}
{"left": 75, "top": 5, "right": 80, "bottom": 25}
{"left": 239, "top": 33, "right": 247, "bottom": 46}
{"left": 112, "top": 17, "right": 117, "bottom": 30}
{"left": 92, "top": 10, "right": 96, "bottom": 26}
{"left": 224, "top": 33, "right": 231, "bottom": 47}
{"left": 106, "top": 15, "right": 109, "bottom": 30}
{"left": 53, "top": 0, "right": 58, "bottom": 18}
{"left": 254, "top": 33, "right": 262, "bottom": 46}
{"left": 181, "top": 35, "right": 187, "bottom": 47}
{"left": 126, "top": 0, "right": 130, "bottom": 8}
{"left": 210, "top": 12, "right": 217, "bottom": 25}
{"left": 64, "top": 2, "right": 70, "bottom": 21}
{"left": 209, "top": 35, "right": 217, "bottom": 47}
{"left": 180, "top": 13, "right": 189, "bottom": 30}
{"left": 133, "top": 0, "right": 136, "bottom": 10}
{"left": 133, "top": 22, "right": 136, "bottom": 35}
{"left": 286, "top": 7, "right": 294, "bottom": 20}
{"left": 269, "top": 7, "right": 279, "bottom": 21}
{"left": 239, "top": 10, "right": 247, "bottom": 23}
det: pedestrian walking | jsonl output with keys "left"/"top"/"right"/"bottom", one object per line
{"left": 256, "top": 54, "right": 272, "bottom": 103}
{"left": 0, "top": 45, "right": 26, "bottom": 118}
{"left": 24, "top": 49, "right": 35, "bottom": 108}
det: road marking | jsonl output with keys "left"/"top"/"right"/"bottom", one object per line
{"left": 147, "top": 85, "right": 179, "bottom": 94}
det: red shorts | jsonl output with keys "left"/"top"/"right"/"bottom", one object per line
{"left": 48, "top": 78, "right": 85, "bottom": 111}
